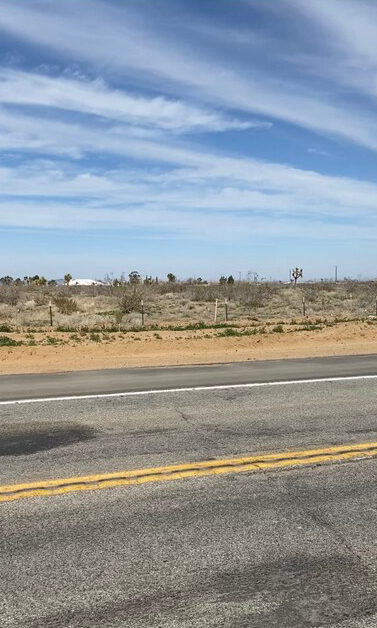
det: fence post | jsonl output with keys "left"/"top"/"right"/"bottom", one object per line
{"left": 225, "top": 298, "right": 228, "bottom": 322}
{"left": 214, "top": 299, "right": 218, "bottom": 323}
{"left": 49, "top": 301, "right": 53, "bottom": 327}
{"left": 302, "top": 296, "right": 306, "bottom": 317}
{"left": 141, "top": 299, "right": 144, "bottom": 327}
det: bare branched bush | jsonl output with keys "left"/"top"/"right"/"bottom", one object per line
{"left": 53, "top": 295, "right": 79, "bottom": 315}
{"left": 302, "top": 285, "right": 322, "bottom": 303}
{"left": 0, "top": 284, "right": 20, "bottom": 306}
{"left": 316, "top": 282, "right": 337, "bottom": 292}
{"left": 237, "top": 283, "right": 279, "bottom": 309}
{"left": 118, "top": 287, "right": 143, "bottom": 314}
{"left": 34, "top": 293, "right": 49, "bottom": 306}
{"left": 155, "top": 282, "right": 188, "bottom": 295}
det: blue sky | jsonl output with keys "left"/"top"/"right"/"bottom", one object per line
{"left": 0, "top": 0, "right": 377, "bottom": 280}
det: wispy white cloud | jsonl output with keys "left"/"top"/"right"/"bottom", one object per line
{"left": 0, "top": 69, "right": 263, "bottom": 134}
{"left": 0, "top": 0, "right": 376, "bottom": 265}
{"left": 0, "top": 197, "right": 373, "bottom": 244}
{"left": 307, "top": 148, "right": 329, "bottom": 156}
{"left": 0, "top": 144, "right": 377, "bottom": 245}
{"left": 0, "top": 0, "right": 376, "bottom": 149}
{"left": 284, "top": 0, "right": 377, "bottom": 98}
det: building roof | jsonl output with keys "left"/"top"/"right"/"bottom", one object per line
{"left": 70, "top": 278, "right": 104, "bottom": 286}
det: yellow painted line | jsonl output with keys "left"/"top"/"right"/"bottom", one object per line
{"left": 1, "top": 441, "right": 377, "bottom": 503}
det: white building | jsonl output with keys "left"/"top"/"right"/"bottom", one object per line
{"left": 70, "top": 278, "right": 104, "bottom": 286}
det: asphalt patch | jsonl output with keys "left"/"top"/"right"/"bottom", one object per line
{"left": 212, "top": 554, "right": 377, "bottom": 627}
{"left": 0, "top": 423, "right": 96, "bottom": 456}
{"left": 22, "top": 554, "right": 377, "bottom": 627}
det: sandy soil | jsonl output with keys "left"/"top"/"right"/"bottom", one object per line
{"left": 1, "top": 321, "right": 377, "bottom": 374}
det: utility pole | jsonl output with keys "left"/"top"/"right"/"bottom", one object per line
{"left": 335, "top": 266, "right": 338, "bottom": 283}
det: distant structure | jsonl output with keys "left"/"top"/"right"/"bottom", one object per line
{"left": 70, "top": 278, "right": 104, "bottom": 286}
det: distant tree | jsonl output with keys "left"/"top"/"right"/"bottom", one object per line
{"left": 196, "top": 277, "right": 203, "bottom": 284}
{"left": 246, "top": 270, "right": 260, "bottom": 283}
{"left": 0, "top": 276, "right": 13, "bottom": 285}
{"left": 219, "top": 276, "right": 227, "bottom": 285}
{"left": 48, "top": 279, "right": 57, "bottom": 286}
{"left": 291, "top": 268, "right": 303, "bottom": 285}
{"left": 37, "top": 276, "right": 47, "bottom": 285}
{"left": 129, "top": 270, "right": 141, "bottom": 284}
{"left": 103, "top": 272, "right": 114, "bottom": 285}
{"left": 167, "top": 273, "right": 176, "bottom": 283}
{"left": 227, "top": 275, "right": 235, "bottom": 285}
{"left": 64, "top": 273, "right": 72, "bottom": 285}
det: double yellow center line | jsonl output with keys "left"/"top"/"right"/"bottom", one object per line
{"left": 1, "top": 441, "right": 377, "bottom": 503}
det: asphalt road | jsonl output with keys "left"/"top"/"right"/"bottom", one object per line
{"left": 1, "top": 353, "right": 377, "bottom": 401}
{"left": 1, "top": 359, "right": 377, "bottom": 626}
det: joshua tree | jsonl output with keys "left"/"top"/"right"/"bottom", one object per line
{"left": 167, "top": 273, "right": 176, "bottom": 283}
{"left": 219, "top": 276, "right": 227, "bottom": 285}
{"left": 64, "top": 273, "right": 72, "bottom": 285}
{"left": 128, "top": 271, "right": 141, "bottom": 284}
{"left": 291, "top": 268, "right": 303, "bottom": 285}
{"left": 227, "top": 275, "right": 235, "bottom": 285}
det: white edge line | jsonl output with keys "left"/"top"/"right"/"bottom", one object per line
{"left": 0, "top": 374, "right": 376, "bottom": 405}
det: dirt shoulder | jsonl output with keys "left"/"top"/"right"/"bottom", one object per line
{"left": 1, "top": 320, "right": 377, "bottom": 375}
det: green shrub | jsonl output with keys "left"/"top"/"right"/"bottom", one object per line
{"left": 217, "top": 327, "right": 263, "bottom": 338}
{"left": 298, "top": 324, "right": 323, "bottom": 331}
{"left": 271, "top": 325, "right": 284, "bottom": 333}
{"left": 0, "top": 324, "right": 12, "bottom": 332}
{"left": 0, "top": 335, "right": 22, "bottom": 346}
{"left": 219, "top": 327, "right": 242, "bottom": 337}
{"left": 45, "top": 336, "right": 63, "bottom": 345}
